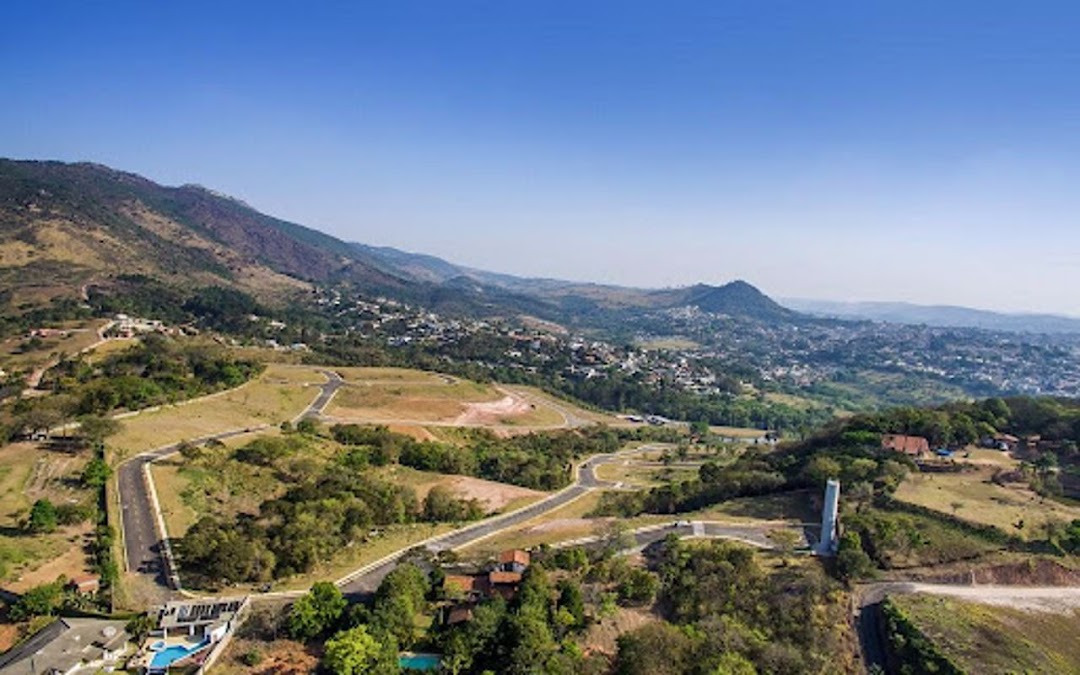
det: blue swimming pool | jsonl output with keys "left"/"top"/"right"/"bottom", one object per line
{"left": 399, "top": 653, "right": 441, "bottom": 671}
{"left": 150, "top": 638, "right": 210, "bottom": 669}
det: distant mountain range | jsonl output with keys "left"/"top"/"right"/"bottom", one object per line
{"left": 0, "top": 159, "right": 791, "bottom": 326}
{"left": 782, "top": 298, "right": 1080, "bottom": 335}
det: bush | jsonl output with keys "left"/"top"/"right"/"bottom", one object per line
{"left": 240, "top": 649, "right": 263, "bottom": 667}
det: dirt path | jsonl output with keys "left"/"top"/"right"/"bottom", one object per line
{"left": 906, "top": 583, "right": 1080, "bottom": 611}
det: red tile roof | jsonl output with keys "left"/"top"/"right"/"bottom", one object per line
{"left": 882, "top": 434, "right": 929, "bottom": 456}
{"left": 499, "top": 549, "right": 531, "bottom": 566}
{"left": 489, "top": 571, "right": 523, "bottom": 585}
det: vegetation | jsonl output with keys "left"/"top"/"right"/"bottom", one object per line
{"left": 887, "top": 593, "right": 1080, "bottom": 673}
{"left": 612, "top": 538, "right": 855, "bottom": 674}
{"left": 331, "top": 423, "right": 625, "bottom": 491}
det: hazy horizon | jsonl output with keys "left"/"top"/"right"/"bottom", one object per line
{"left": 3, "top": 2, "right": 1078, "bottom": 314}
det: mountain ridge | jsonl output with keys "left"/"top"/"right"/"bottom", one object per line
{"left": 782, "top": 297, "right": 1080, "bottom": 335}
{"left": 0, "top": 158, "right": 796, "bottom": 325}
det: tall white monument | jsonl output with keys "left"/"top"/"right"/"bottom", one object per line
{"left": 815, "top": 478, "right": 840, "bottom": 555}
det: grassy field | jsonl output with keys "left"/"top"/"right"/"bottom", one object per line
{"left": 108, "top": 364, "right": 327, "bottom": 458}
{"left": 0, "top": 319, "right": 109, "bottom": 373}
{"left": 890, "top": 593, "right": 1080, "bottom": 673}
{"left": 594, "top": 459, "right": 699, "bottom": 488}
{"left": 894, "top": 467, "right": 1080, "bottom": 539}
{"left": 83, "top": 337, "right": 138, "bottom": 363}
{"left": 460, "top": 490, "right": 611, "bottom": 556}
{"left": 681, "top": 490, "right": 819, "bottom": 524}
{"left": 0, "top": 442, "right": 95, "bottom": 587}
{"left": 327, "top": 378, "right": 502, "bottom": 422}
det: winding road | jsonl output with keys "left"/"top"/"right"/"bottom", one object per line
{"left": 116, "top": 370, "right": 343, "bottom": 602}
{"left": 115, "top": 371, "right": 793, "bottom": 607}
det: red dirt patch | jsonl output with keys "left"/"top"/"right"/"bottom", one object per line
{"left": 444, "top": 476, "right": 544, "bottom": 511}
{"left": 8, "top": 523, "right": 93, "bottom": 593}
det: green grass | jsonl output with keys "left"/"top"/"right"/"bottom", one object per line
{"left": 891, "top": 593, "right": 1080, "bottom": 673}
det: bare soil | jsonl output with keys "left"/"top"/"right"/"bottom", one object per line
{"left": 582, "top": 606, "right": 660, "bottom": 657}
{"left": 442, "top": 476, "right": 543, "bottom": 511}
{"left": 8, "top": 523, "right": 93, "bottom": 592}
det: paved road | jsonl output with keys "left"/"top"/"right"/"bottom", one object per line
{"left": 336, "top": 449, "right": 627, "bottom": 597}
{"left": 117, "top": 370, "right": 342, "bottom": 601}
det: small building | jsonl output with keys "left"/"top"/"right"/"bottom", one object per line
{"left": 984, "top": 433, "right": 1019, "bottom": 451}
{"left": 157, "top": 597, "right": 247, "bottom": 640}
{"left": 498, "top": 549, "right": 530, "bottom": 574}
{"left": 0, "top": 617, "right": 130, "bottom": 674}
{"left": 881, "top": 434, "right": 930, "bottom": 457}
{"left": 67, "top": 574, "right": 101, "bottom": 595}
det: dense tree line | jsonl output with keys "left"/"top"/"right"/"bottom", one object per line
{"left": 331, "top": 424, "right": 625, "bottom": 491}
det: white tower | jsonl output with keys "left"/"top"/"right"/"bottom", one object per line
{"left": 815, "top": 478, "right": 840, "bottom": 555}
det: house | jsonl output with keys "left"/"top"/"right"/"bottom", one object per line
{"left": 498, "top": 549, "right": 530, "bottom": 574}
{"left": 439, "top": 550, "right": 534, "bottom": 614}
{"left": 0, "top": 617, "right": 130, "bottom": 674}
{"left": 881, "top": 434, "right": 930, "bottom": 457}
{"left": 67, "top": 574, "right": 101, "bottom": 595}
{"left": 990, "top": 433, "right": 1019, "bottom": 452}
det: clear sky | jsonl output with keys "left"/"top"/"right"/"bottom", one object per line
{"left": 3, "top": 2, "right": 1079, "bottom": 314}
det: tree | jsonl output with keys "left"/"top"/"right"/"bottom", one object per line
{"left": 835, "top": 531, "right": 875, "bottom": 582}
{"left": 323, "top": 625, "right": 399, "bottom": 675}
{"left": 78, "top": 415, "right": 121, "bottom": 447}
{"left": 713, "top": 651, "right": 758, "bottom": 675}
{"left": 81, "top": 457, "right": 113, "bottom": 488}
{"left": 615, "top": 622, "right": 696, "bottom": 675}
{"left": 126, "top": 614, "right": 155, "bottom": 642}
{"left": 616, "top": 569, "right": 659, "bottom": 606}
{"left": 288, "top": 581, "right": 347, "bottom": 640}
{"left": 11, "top": 581, "right": 64, "bottom": 620}
{"left": 27, "top": 498, "right": 59, "bottom": 533}
{"left": 767, "top": 529, "right": 800, "bottom": 565}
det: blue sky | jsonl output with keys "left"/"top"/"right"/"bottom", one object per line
{"left": 3, "top": 2, "right": 1079, "bottom": 313}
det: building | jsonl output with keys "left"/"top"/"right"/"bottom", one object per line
{"left": 67, "top": 574, "right": 101, "bottom": 596}
{"left": 881, "top": 434, "right": 930, "bottom": 457}
{"left": 498, "top": 549, "right": 530, "bottom": 574}
{"left": 0, "top": 618, "right": 130, "bottom": 675}
{"left": 126, "top": 598, "right": 249, "bottom": 674}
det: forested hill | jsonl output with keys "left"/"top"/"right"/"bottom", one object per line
{"left": 0, "top": 158, "right": 804, "bottom": 330}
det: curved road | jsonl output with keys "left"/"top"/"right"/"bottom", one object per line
{"left": 116, "top": 370, "right": 343, "bottom": 601}
{"left": 118, "top": 378, "right": 790, "bottom": 606}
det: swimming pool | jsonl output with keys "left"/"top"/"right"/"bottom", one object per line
{"left": 399, "top": 653, "right": 441, "bottom": 671}
{"left": 150, "top": 638, "right": 211, "bottom": 669}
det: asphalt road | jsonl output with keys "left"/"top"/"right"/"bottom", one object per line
{"left": 117, "top": 370, "right": 342, "bottom": 601}
{"left": 337, "top": 449, "right": 626, "bottom": 597}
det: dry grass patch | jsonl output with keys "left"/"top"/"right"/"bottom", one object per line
{"left": 891, "top": 593, "right": 1080, "bottom": 673}
{"left": 109, "top": 364, "right": 326, "bottom": 457}
{"left": 894, "top": 468, "right": 1080, "bottom": 539}
{"left": 0, "top": 442, "right": 96, "bottom": 586}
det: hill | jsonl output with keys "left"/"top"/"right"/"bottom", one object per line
{"left": 782, "top": 297, "right": 1080, "bottom": 335}
{"left": 0, "top": 159, "right": 408, "bottom": 308}
{"left": 0, "top": 158, "right": 800, "bottom": 328}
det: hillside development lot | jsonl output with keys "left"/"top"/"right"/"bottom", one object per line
{"left": 889, "top": 592, "right": 1080, "bottom": 673}
{"left": 0, "top": 442, "right": 96, "bottom": 590}
{"left": 894, "top": 465, "right": 1080, "bottom": 539}
{"left": 108, "top": 363, "right": 329, "bottom": 458}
